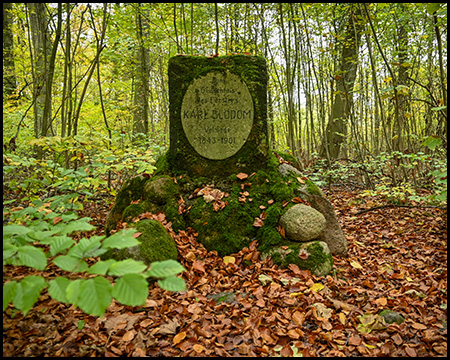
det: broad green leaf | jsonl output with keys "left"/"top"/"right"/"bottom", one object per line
{"left": 88, "top": 259, "right": 117, "bottom": 275}
{"left": 421, "top": 135, "right": 442, "bottom": 151}
{"left": 102, "top": 228, "right": 140, "bottom": 249}
{"left": 53, "top": 255, "right": 89, "bottom": 273}
{"left": 13, "top": 276, "right": 47, "bottom": 315}
{"left": 17, "top": 246, "right": 47, "bottom": 270}
{"left": 112, "top": 273, "right": 148, "bottom": 306}
{"left": 66, "top": 279, "right": 83, "bottom": 306}
{"left": 3, "top": 281, "right": 17, "bottom": 311}
{"left": 3, "top": 243, "right": 18, "bottom": 259}
{"left": 54, "top": 217, "right": 95, "bottom": 235}
{"left": 48, "top": 277, "right": 71, "bottom": 303}
{"left": 3, "top": 224, "right": 32, "bottom": 237}
{"left": 146, "top": 259, "right": 186, "bottom": 278}
{"left": 77, "top": 277, "right": 112, "bottom": 316}
{"left": 157, "top": 275, "right": 186, "bottom": 292}
{"left": 49, "top": 236, "right": 75, "bottom": 256}
{"left": 108, "top": 259, "right": 147, "bottom": 276}
{"left": 426, "top": 3, "right": 441, "bottom": 14}
{"left": 68, "top": 236, "right": 104, "bottom": 259}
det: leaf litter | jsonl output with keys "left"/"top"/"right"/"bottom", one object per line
{"left": 3, "top": 188, "right": 447, "bottom": 357}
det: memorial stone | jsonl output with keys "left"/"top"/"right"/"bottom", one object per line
{"left": 168, "top": 55, "right": 269, "bottom": 176}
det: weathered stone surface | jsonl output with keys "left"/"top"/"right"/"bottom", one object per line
{"left": 144, "top": 175, "right": 179, "bottom": 205}
{"left": 278, "top": 165, "right": 348, "bottom": 256}
{"left": 102, "top": 219, "right": 178, "bottom": 265}
{"left": 279, "top": 204, "right": 326, "bottom": 242}
{"left": 181, "top": 71, "right": 254, "bottom": 160}
{"left": 168, "top": 55, "right": 269, "bottom": 176}
{"left": 278, "top": 163, "right": 302, "bottom": 178}
{"left": 298, "top": 183, "right": 348, "bottom": 256}
{"left": 262, "top": 241, "right": 333, "bottom": 277}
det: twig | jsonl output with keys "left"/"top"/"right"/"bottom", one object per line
{"left": 356, "top": 204, "right": 445, "bottom": 215}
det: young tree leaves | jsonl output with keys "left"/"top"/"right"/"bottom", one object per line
{"left": 12, "top": 276, "right": 47, "bottom": 316}
{"left": 112, "top": 273, "right": 148, "bottom": 306}
{"left": 77, "top": 277, "right": 113, "bottom": 317}
{"left": 17, "top": 246, "right": 47, "bottom": 270}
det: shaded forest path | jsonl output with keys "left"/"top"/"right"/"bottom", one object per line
{"left": 3, "top": 187, "right": 447, "bottom": 357}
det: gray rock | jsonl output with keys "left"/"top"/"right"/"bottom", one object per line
{"left": 279, "top": 204, "right": 326, "bottom": 242}
{"left": 278, "top": 163, "right": 302, "bottom": 177}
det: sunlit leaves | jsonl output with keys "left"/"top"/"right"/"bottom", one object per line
{"left": 112, "top": 273, "right": 148, "bottom": 306}
{"left": 12, "top": 276, "right": 47, "bottom": 316}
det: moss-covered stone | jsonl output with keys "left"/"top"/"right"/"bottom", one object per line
{"left": 263, "top": 241, "right": 333, "bottom": 277}
{"left": 144, "top": 175, "right": 179, "bottom": 205}
{"left": 167, "top": 55, "right": 268, "bottom": 177}
{"left": 104, "top": 175, "right": 148, "bottom": 235}
{"left": 102, "top": 219, "right": 178, "bottom": 265}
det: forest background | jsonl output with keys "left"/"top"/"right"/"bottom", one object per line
{"left": 2, "top": 3, "right": 447, "bottom": 357}
{"left": 3, "top": 3, "right": 447, "bottom": 201}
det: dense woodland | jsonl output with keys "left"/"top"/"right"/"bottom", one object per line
{"left": 3, "top": 3, "right": 447, "bottom": 357}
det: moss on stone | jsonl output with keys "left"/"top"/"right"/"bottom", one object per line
{"left": 144, "top": 175, "right": 179, "bottom": 205}
{"left": 104, "top": 175, "right": 148, "bottom": 235}
{"left": 168, "top": 55, "right": 268, "bottom": 177}
{"left": 305, "top": 179, "right": 323, "bottom": 196}
{"left": 102, "top": 219, "right": 178, "bottom": 265}
{"left": 266, "top": 241, "right": 333, "bottom": 277}
{"left": 123, "top": 203, "right": 145, "bottom": 222}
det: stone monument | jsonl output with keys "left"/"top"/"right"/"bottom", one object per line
{"left": 104, "top": 54, "right": 348, "bottom": 277}
{"left": 167, "top": 55, "right": 269, "bottom": 176}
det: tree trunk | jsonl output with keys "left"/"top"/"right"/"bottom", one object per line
{"left": 3, "top": 3, "right": 16, "bottom": 97}
{"left": 320, "top": 4, "right": 363, "bottom": 160}
{"left": 132, "top": 4, "right": 150, "bottom": 140}
{"left": 28, "top": 3, "right": 51, "bottom": 143}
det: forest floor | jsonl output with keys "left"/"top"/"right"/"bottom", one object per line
{"left": 3, "top": 186, "right": 447, "bottom": 357}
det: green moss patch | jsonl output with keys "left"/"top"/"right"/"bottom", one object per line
{"left": 102, "top": 219, "right": 178, "bottom": 265}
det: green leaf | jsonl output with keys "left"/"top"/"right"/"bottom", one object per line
{"left": 54, "top": 217, "right": 95, "bottom": 235}
{"left": 108, "top": 259, "right": 147, "bottom": 276}
{"left": 146, "top": 259, "right": 186, "bottom": 278}
{"left": 421, "top": 135, "right": 442, "bottom": 151}
{"left": 48, "top": 277, "right": 70, "bottom": 303}
{"left": 112, "top": 273, "right": 148, "bottom": 306}
{"left": 17, "top": 246, "right": 47, "bottom": 270}
{"left": 3, "top": 281, "right": 17, "bottom": 311}
{"left": 157, "top": 275, "right": 186, "bottom": 292}
{"left": 3, "top": 224, "right": 32, "bottom": 237}
{"left": 426, "top": 3, "right": 441, "bottom": 14}
{"left": 102, "top": 228, "right": 140, "bottom": 249}
{"left": 49, "top": 236, "right": 75, "bottom": 256}
{"left": 88, "top": 259, "right": 117, "bottom": 275}
{"left": 13, "top": 276, "right": 47, "bottom": 315}
{"left": 68, "top": 236, "right": 104, "bottom": 259}
{"left": 77, "top": 277, "right": 112, "bottom": 316}
{"left": 53, "top": 255, "right": 89, "bottom": 273}
{"left": 66, "top": 279, "right": 83, "bottom": 306}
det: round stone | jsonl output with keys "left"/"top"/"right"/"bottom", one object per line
{"left": 181, "top": 71, "right": 254, "bottom": 160}
{"left": 279, "top": 204, "right": 326, "bottom": 242}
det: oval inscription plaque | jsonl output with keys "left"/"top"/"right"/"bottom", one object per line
{"left": 181, "top": 71, "right": 254, "bottom": 160}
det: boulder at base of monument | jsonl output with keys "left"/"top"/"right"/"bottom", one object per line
{"left": 261, "top": 241, "right": 333, "bottom": 277}
{"left": 279, "top": 204, "right": 326, "bottom": 242}
{"left": 102, "top": 219, "right": 178, "bottom": 265}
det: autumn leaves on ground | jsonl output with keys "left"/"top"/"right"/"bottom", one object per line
{"left": 3, "top": 187, "right": 447, "bottom": 357}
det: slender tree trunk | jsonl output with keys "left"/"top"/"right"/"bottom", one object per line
{"left": 3, "top": 3, "right": 16, "bottom": 97}
{"left": 133, "top": 4, "right": 150, "bottom": 139}
{"left": 320, "top": 4, "right": 363, "bottom": 160}
{"left": 28, "top": 3, "right": 51, "bottom": 142}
